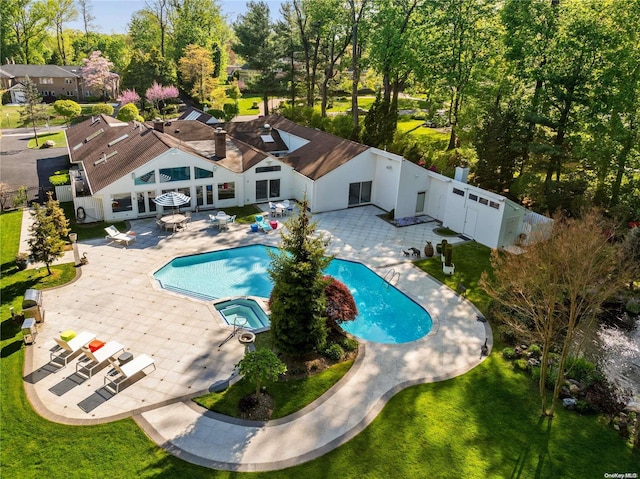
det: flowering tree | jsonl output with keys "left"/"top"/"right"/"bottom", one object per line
{"left": 82, "top": 50, "right": 115, "bottom": 98}
{"left": 145, "top": 81, "right": 179, "bottom": 118}
{"left": 117, "top": 89, "right": 140, "bottom": 106}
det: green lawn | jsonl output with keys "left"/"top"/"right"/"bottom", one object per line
{"left": 1, "top": 211, "right": 636, "bottom": 478}
{"left": 27, "top": 131, "right": 67, "bottom": 148}
{"left": 415, "top": 241, "right": 494, "bottom": 314}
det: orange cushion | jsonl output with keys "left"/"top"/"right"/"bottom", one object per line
{"left": 88, "top": 340, "right": 104, "bottom": 352}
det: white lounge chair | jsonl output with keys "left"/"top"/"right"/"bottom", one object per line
{"left": 104, "top": 226, "right": 136, "bottom": 246}
{"left": 50, "top": 331, "right": 96, "bottom": 366}
{"left": 103, "top": 354, "right": 156, "bottom": 393}
{"left": 75, "top": 341, "right": 125, "bottom": 378}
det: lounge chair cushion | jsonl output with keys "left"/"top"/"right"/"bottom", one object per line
{"left": 88, "top": 340, "right": 105, "bottom": 352}
{"left": 60, "top": 330, "right": 76, "bottom": 342}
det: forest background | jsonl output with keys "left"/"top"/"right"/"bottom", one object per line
{"left": 2, "top": 0, "right": 638, "bottom": 222}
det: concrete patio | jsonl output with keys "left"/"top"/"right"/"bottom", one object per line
{"left": 21, "top": 205, "right": 490, "bottom": 471}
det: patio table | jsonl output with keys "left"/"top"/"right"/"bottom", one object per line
{"left": 161, "top": 214, "right": 186, "bottom": 232}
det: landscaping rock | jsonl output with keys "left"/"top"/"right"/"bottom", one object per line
{"left": 562, "top": 398, "right": 577, "bottom": 409}
{"left": 43, "top": 140, "right": 55, "bottom": 148}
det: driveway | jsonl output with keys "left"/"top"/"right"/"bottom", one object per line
{"left": 0, "top": 127, "right": 69, "bottom": 203}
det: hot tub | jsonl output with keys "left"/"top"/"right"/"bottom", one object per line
{"left": 214, "top": 298, "right": 270, "bottom": 331}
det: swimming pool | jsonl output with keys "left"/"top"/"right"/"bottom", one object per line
{"left": 154, "top": 245, "right": 432, "bottom": 344}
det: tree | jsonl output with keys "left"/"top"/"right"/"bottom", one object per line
{"left": 19, "top": 77, "right": 48, "bottom": 147}
{"left": 621, "top": 227, "right": 640, "bottom": 290}
{"left": 268, "top": 196, "right": 331, "bottom": 354}
{"left": 145, "top": 0, "right": 172, "bottom": 58}
{"left": 233, "top": 1, "right": 282, "bottom": 115}
{"left": 324, "top": 276, "right": 358, "bottom": 330}
{"left": 347, "top": 0, "right": 370, "bottom": 138}
{"left": 472, "top": 104, "right": 525, "bottom": 195}
{"left": 145, "top": 81, "right": 179, "bottom": 118}
{"left": 177, "top": 44, "right": 217, "bottom": 105}
{"left": 116, "top": 103, "right": 141, "bottom": 122}
{"left": 27, "top": 193, "right": 69, "bottom": 275}
{"left": 480, "top": 211, "right": 627, "bottom": 417}
{"left": 362, "top": 90, "right": 396, "bottom": 149}
{"left": 92, "top": 103, "right": 114, "bottom": 116}
{"left": 121, "top": 48, "right": 177, "bottom": 99}
{"left": 117, "top": 89, "right": 141, "bottom": 106}
{"left": 82, "top": 50, "right": 115, "bottom": 99}
{"left": 76, "top": 0, "right": 95, "bottom": 55}
{"left": 236, "top": 349, "right": 287, "bottom": 398}
{"left": 48, "top": 0, "right": 77, "bottom": 64}
{"left": 53, "top": 99, "right": 81, "bottom": 126}
{"left": 3, "top": 0, "right": 50, "bottom": 64}
{"left": 171, "top": 0, "right": 229, "bottom": 78}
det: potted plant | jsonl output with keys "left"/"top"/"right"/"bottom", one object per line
{"left": 15, "top": 252, "right": 29, "bottom": 270}
{"left": 442, "top": 243, "right": 455, "bottom": 275}
{"left": 436, "top": 239, "right": 447, "bottom": 257}
{"left": 424, "top": 241, "right": 434, "bottom": 257}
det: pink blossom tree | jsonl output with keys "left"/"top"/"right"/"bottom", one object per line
{"left": 82, "top": 51, "right": 115, "bottom": 99}
{"left": 145, "top": 81, "right": 179, "bottom": 118}
{"left": 117, "top": 89, "right": 140, "bottom": 106}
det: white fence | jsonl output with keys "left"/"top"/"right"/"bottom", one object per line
{"left": 521, "top": 211, "right": 554, "bottom": 246}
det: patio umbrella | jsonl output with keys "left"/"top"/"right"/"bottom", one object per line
{"left": 153, "top": 191, "right": 191, "bottom": 213}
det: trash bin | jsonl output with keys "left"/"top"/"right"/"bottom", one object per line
{"left": 21, "top": 318, "right": 37, "bottom": 345}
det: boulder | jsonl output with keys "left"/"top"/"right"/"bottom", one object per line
{"left": 562, "top": 398, "right": 577, "bottom": 409}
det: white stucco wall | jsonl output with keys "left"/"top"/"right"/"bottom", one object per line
{"left": 95, "top": 148, "right": 243, "bottom": 221}
{"left": 241, "top": 158, "right": 295, "bottom": 205}
{"left": 393, "top": 159, "right": 431, "bottom": 218}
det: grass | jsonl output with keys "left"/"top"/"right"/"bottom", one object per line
{"left": 59, "top": 202, "right": 128, "bottom": 242}
{"left": 194, "top": 360, "right": 354, "bottom": 420}
{"left": 415, "top": 241, "right": 494, "bottom": 314}
{"left": 218, "top": 204, "right": 264, "bottom": 224}
{"left": 0, "top": 104, "right": 99, "bottom": 129}
{"left": 1, "top": 211, "right": 636, "bottom": 478}
{"left": 27, "top": 131, "right": 66, "bottom": 149}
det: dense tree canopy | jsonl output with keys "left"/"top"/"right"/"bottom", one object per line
{"left": 0, "top": 0, "right": 637, "bottom": 220}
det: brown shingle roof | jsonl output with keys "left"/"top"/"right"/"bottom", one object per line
{"left": 224, "top": 115, "right": 369, "bottom": 180}
{"left": 66, "top": 116, "right": 173, "bottom": 193}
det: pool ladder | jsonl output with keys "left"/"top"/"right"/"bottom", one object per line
{"left": 382, "top": 268, "right": 400, "bottom": 288}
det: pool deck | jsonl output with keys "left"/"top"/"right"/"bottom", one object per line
{"left": 21, "top": 205, "right": 490, "bottom": 472}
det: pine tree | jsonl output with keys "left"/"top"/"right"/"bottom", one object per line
{"left": 27, "top": 196, "right": 68, "bottom": 275}
{"left": 268, "top": 196, "right": 331, "bottom": 355}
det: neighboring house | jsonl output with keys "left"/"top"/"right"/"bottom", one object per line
{"left": 0, "top": 64, "right": 120, "bottom": 103}
{"left": 64, "top": 111, "right": 549, "bottom": 250}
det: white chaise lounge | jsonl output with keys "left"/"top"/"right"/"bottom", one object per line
{"left": 103, "top": 354, "right": 156, "bottom": 393}
{"left": 104, "top": 226, "right": 136, "bottom": 246}
{"left": 75, "top": 341, "right": 125, "bottom": 378}
{"left": 50, "top": 331, "right": 96, "bottom": 366}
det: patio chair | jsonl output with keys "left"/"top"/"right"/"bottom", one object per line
{"left": 104, "top": 225, "right": 136, "bottom": 246}
{"left": 50, "top": 331, "right": 96, "bottom": 367}
{"left": 103, "top": 353, "right": 156, "bottom": 393}
{"left": 255, "top": 215, "right": 273, "bottom": 233}
{"left": 182, "top": 211, "right": 192, "bottom": 229}
{"left": 75, "top": 341, "right": 125, "bottom": 378}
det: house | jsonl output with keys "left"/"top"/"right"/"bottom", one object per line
{"left": 64, "top": 112, "right": 549, "bottom": 250}
{"left": 0, "top": 64, "right": 119, "bottom": 103}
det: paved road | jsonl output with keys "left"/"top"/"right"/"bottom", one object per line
{"left": 0, "top": 126, "right": 69, "bottom": 203}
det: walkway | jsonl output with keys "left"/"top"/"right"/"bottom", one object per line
{"left": 21, "top": 205, "right": 490, "bottom": 471}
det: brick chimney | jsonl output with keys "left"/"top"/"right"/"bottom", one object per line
{"left": 214, "top": 127, "right": 226, "bottom": 158}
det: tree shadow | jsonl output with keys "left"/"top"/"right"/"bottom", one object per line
{"left": 1, "top": 317, "right": 22, "bottom": 340}
{"left": 1, "top": 339, "right": 22, "bottom": 358}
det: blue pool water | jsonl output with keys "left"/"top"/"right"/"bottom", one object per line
{"left": 154, "top": 245, "right": 432, "bottom": 344}
{"left": 215, "top": 298, "right": 270, "bottom": 330}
